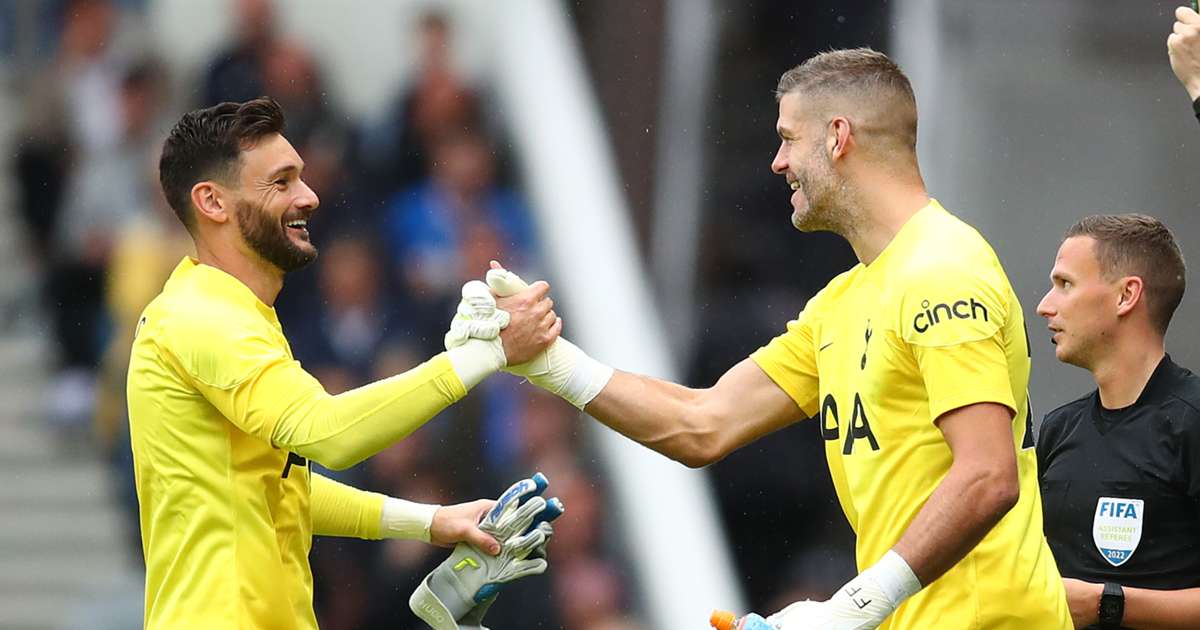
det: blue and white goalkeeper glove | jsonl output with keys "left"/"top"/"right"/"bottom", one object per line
{"left": 476, "top": 266, "right": 613, "bottom": 410}
{"left": 409, "top": 473, "right": 564, "bottom": 630}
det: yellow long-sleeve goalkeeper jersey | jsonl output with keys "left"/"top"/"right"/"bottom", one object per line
{"left": 751, "top": 201, "right": 1070, "bottom": 629}
{"left": 127, "top": 257, "right": 467, "bottom": 629}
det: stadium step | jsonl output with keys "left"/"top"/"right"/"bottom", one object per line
{"left": 0, "top": 461, "right": 115, "bottom": 508}
{"left": 0, "top": 90, "right": 138, "bottom": 629}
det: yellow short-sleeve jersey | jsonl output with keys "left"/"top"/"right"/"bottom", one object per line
{"left": 752, "top": 201, "right": 1069, "bottom": 629}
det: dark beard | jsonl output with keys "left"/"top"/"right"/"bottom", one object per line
{"left": 235, "top": 199, "right": 317, "bottom": 273}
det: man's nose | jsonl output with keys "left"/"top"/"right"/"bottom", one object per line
{"left": 1036, "top": 292, "right": 1055, "bottom": 318}
{"left": 770, "top": 142, "right": 788, "bottom": 175}
{"left": 296, "top": 179, "right": 320, "bottom": 210}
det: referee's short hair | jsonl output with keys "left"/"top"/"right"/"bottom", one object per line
{"left": 158, "top": 97, "right": 286, "bottom": 233}
{"left": 1066, "top": 214, "right": 1186, "bottom": 335}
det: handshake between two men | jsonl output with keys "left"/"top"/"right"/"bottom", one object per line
{"left": 409, "top": 263, "right": 614, "bottom": 630}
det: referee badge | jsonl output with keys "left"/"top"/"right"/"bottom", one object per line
{"left": 1092, "top": 497, "right": 1144, "bottom": 567}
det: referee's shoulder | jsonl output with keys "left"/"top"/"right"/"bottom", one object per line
{"left": 1045, "top": 391, "right": 1093, "bottom": 419}
{"left": 1162, "top": 364, "right": 1200, "bottom": 418}
{"left": 1039, "top": 391, "right": 1094, "bottom": 438}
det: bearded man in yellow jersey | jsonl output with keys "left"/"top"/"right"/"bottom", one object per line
{"left": 128, "top": 97, "right": 562, "bottom": 630}
{"left": 460, "top": 49, "right": 1074, "bottom": 629}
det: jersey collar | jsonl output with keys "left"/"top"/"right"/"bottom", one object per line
{"left": 1092, "top": 354, "right": 1176, "bottom": 430}
{"left": 864, "top": 198, "right": 945, "bottom": 270}
{"left": 167, "top": 256, "right": 280, "bottom": 324}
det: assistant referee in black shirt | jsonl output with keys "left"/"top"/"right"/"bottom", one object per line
{"left": 1036, "top": 215, "right": 1200, "bottom": 629}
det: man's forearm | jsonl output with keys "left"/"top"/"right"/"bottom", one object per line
{"left": 269, "top": 353, "right": 468, "bottom": 469}
{"left": 584, "top": 370, "right": 720, "bottom": 467}
{"left": 584, "top": 358, "right": 803, "bottom": 468}
{"left": 310, "top": 473, "right": 386, "bottom": 539}
{"left": 1122, "top": 586, "right": 1200, "bottom": 630}
{"left": 892, "top": 461, "right": 1018, "bottom": 585}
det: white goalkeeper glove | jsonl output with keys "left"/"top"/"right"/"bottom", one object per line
{"left": 766, "top": 551, "right": 921, "bottom": 630}
{"left": 476, "top": 266, "right": 613, "bottom": 410}
{"left": 410, "top": 474, "right": 564, "bottom": 630}
{"left": 444, "top": 280, "right": 509, "bottom": 389}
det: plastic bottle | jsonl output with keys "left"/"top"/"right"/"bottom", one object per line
{"left": 710, "top": 609, "right": 776, "bottom": 630}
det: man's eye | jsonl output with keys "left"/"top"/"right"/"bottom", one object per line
{"left": 274, "top": 179, "right": 288, "bottom": 187}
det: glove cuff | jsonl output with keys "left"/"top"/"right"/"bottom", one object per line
{"left": 447, "top": 338, "right": 506, "bottom": 390}
{"left": 410, "top": 575, "right": 463, "bottom": 630}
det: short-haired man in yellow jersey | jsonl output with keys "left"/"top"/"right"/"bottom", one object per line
{"left": 465, "top": 49, "right": 1073, "bottom": 629}
{"left": 128, "top": 97, "right": 562, "bottom": 629}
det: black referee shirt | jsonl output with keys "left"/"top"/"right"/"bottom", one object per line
{"left": 1038, "top": 355, "right": 1200, "bottom": 596}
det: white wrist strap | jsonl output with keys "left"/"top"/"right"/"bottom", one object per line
{"left": 865, "top": 550, "right": 922, "bottom": 606}
{"left": 381, "top": 497, "right": 440, "bottom": 543}
{"left": 446, "top": 339, "right": 506, "bottom": 390}
{"left": 517, "top": 338, "right": 613, "bottom": 410}
{"left": 555, "top": 341, "right": 614, "bottom": 409}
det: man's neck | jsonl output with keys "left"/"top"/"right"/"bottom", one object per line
{"left": 844, "top": 181, "right": 930, "bottom": 265}
{"left": 195, "top": 240, "right": 283, "bottom": 306}
{"left": 1091, "top": 333, "right": 1165, "bottom": 409}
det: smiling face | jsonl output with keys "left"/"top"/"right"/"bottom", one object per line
{"left": 230, "top": 133, "right": 320, "bottom": 272}
{"left": 1036, "top": 236, "right": 1120, "bottom": 368}
{"left": 770, "top": 92, "right": 842, "bottom": 233}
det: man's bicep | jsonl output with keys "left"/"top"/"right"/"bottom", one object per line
{"left": 749, "top": 314, "right": 822, "bottom": 416}
{"left": 705, "top": 358, "right": 809, "bottom": 450}
{"left": 937, "top": 403, "right": 1019, "bottom": 493}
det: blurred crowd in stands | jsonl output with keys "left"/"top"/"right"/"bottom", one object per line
{"left": 11, "top": 0, "right": 877, "bottom": 627}
{"left": 14, "top": 1, "right": 640, "bottom": 628}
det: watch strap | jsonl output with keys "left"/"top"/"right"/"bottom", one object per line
{"left": 1098, "top": 582, "right": 1125, "bottom": 629}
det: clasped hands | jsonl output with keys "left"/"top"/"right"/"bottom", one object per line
{"left": 444, "top": 262, "right": 560, "bottom": 371}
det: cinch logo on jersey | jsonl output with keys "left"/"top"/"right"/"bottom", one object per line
{"left": 912, "top": 298, "right": 989, "bottom": 333}
{"left": 1093, "top": 497, "right": 1144, "bottom": 567}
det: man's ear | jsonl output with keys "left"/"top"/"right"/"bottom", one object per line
{"left": 191, "top": 181, "right": 230, "bottom": 226}
{"left": 1115, "top": 275, "right": 1144, "bottom": 318}
{"left": 828, "top": 116, "right": 852, "bottom": 161}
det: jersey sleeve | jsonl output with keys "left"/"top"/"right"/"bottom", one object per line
{"left": 899, "top": 263, "right": 1018, "bottom": 421}
{"left": 750, "top": 289, "right": 826, "bottom": 418}
{"left": 161, "top": 309, "right": 468, "bottom": 470}
{"left": 310, "top": 473, "right": 385, "bottom": 540}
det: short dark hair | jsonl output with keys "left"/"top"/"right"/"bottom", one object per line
{"left": 1066, "top": 214, "right": 1186, "bottom": 335}
{"left": 158, "top": 97, "right": 286, "bottom": 232}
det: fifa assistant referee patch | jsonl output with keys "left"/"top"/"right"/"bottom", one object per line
{"left": 1093, "top": 497, "right": 1144, "bottom": 567}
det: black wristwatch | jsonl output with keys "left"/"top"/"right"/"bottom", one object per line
{"left": 1098, "top": 582, "right": 1125, "bottom": 629}
{"left": 1193, "top": 96, "right": 1200, "bottom": 125}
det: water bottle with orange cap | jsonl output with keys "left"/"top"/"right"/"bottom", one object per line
{"left": 709, "top": 609, "right": 777, "bottom": 630}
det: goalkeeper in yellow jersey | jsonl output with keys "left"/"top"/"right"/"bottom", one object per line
{"left": 461, "top": 49, "right": 1073, "bottom": 629}
{"left": 128, "top": 97, "right": 562, "bottom": 630}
